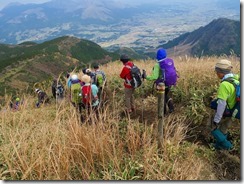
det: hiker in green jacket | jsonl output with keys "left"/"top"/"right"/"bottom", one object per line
{"left": 143, "top": 48, "right": 178, "bottom": 114}
{"left": 211, "top": 59, "right": 240, "bottom": 134}
{"left": 210, "top": 59, "right": 240, "bottom": 150}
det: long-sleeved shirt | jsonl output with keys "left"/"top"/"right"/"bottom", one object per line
{"left": 146, "top": 63, "right": 161, "bottom": 81}
{"left": 214, "top": 73, "right": 239, "bottom": 123}
{"left": 120, "top": 61, "right": 133, "bottom": 88}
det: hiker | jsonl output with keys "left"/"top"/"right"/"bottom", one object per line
{"left": 92, "top": 63, "right": 106, "bottom": 101}
{"left": 81, "top": 74, "right": 99, "bottom": 121}
{"left": 35, "top": 88, "right": 50, "bottom": 108}
{"left": 51, "top": 79, "right": 64, "bottom": 99}
{"left": 9, "top": 97, "right": 21, "bottom": 111}
{"left": 143, "top": 48, "right": 178, "bottom": 114}
{"left": 69, "top": 74, "right": 83, "bottom": 113}
{"left": 210, "top": 59, "right": 240, "bottom": 150}
{"left": 119, "top": 54, "right": 136, "bottom": 114}
{"left": 82, "top": 68, "right": 96, "bottom": 85}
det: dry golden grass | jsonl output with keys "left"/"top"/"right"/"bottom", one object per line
{"left": 0, "top": 55, "right": 240, "bottom": 180}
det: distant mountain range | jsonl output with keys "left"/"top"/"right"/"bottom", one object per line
{"left": 0, "top": 0, "right": 239, "bottom": 51}
{"left": 0, "top": 17, "right": 241, "bottom": 97}
{"left": 159, "top": 18, "right": 240, "bottom": 57}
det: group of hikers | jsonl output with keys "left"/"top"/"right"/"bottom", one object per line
{"left": 8, "top": 48, "right": 240, "bottom": 151}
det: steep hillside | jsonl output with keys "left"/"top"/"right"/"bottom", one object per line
{"left": 0, "top": 36, "right": 119, "bottom": 96}
{"left": 158, "top": 18, "right": 240, "bottom": 57}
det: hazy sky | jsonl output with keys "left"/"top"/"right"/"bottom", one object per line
{"left": 0, "top": 0, "right": 50, "bottom": 10}
{"left": 0, "top": 0, "right": 242, "bottom": 10}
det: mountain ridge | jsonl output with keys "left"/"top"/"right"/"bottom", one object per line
{"left": 0, "top": 36, "right": 119, "bottom": 96}
{"left": 159, "top": 18, "right": 240, "bottom": 57}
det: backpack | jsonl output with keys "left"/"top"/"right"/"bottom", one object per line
{"left": 82, "top": 85, "right": 94, "bottom": 106}
{"left": 223, "top": 77, "right": 240, "bottom": 120}
{"left": 125, "top": 64, "right": 142, "bottom": 88}
{"left": 56, "top": 84, "right": 64, "bottom": 97}
{"left": 156, "top": 58, "right": 178, "bottom": 86}
{"left": 70, "top": 83, "right": 82, "bottom": 104}
{"left": 95, "top": 71, "right": 106, "bottom": 88}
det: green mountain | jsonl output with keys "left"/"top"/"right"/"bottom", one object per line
{"left": 114, "top": 47, "right": 149, "bottom": 60}
{"left": 0, "top": 36, "right": 119, "bottom": 96}
{"left": 158, "top": 18, "right": 240, "bottom": 57}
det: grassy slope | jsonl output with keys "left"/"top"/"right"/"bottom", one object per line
{"left": 0, "top": 36, "right": 119, "bottom": 97}
{"left": 0, "top": 56, "right": 241, "bottom": 180}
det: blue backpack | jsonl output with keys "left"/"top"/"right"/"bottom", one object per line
{"left": 224, "top": 77, "right": 240, "bottom": 120}
{"left": 156, "top": 58, "right": 178, "bottom": 86}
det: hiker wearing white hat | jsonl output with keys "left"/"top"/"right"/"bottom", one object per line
{"left": 210, "top": 59, "right": 240, "bottom": 150}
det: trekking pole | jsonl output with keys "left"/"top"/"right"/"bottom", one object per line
{"left": 157, "top": 82, "right": 165, "bottom": 153}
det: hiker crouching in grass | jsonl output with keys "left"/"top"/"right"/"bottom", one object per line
{"left": 210, "top": 59, "right": 240, "bottom": 150}
{"left": 35, "top": 88, "right": 50, "bottom": 108}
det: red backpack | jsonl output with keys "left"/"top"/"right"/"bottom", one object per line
{"left": 82, "top": 85, "right": 92, "bottom": 106}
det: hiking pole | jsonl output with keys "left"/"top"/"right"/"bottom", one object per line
{"left": 157, "top": 82, "right": 165, "bottom": 153}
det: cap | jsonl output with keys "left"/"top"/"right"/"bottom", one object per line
{"left": 71, "top": 74, "right": 78, "bottom": 80}
{"left": 156, "top": 48, "right": 167, "bottom": 62}
{"left": 120, "top": 54, "right": 130, "bottom": 62}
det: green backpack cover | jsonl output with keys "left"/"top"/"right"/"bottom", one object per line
{"left": 96, "top": 73, "right": 104, "bottom": 87}
{"left": 71, "top": 83, "right": 82, "bottom": 104}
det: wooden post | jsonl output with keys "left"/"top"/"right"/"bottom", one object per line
{"left": 157, "top": 82, "right": 165, "bottom": 152}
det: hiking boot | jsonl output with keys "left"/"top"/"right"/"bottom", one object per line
{"left": 167, "top": 98, "right": 174, "bottom": 113}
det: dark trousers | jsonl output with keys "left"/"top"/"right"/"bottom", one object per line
{"left": 164, "top": 87, "right": 174, "bottom": 114}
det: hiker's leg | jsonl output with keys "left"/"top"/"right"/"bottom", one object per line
{"left": 164, "top": 87, "right": 169, "bottom": 114}
{"left": 125, "top": 88, "right": 132, "bottom": 112}
{"left": 131, "top": 88, "right": 135, "bottom": 111}
{"left": 167, "top": 87, "right": 174, "bottom": 112}
{"left": 219, "top": 117, "right": 232, "bottom": 134}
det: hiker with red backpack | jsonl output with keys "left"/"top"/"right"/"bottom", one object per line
{"left": 142, "top": 48, "right": 178, "bottom": 114}
{"left": 210, "top": 59, "right": 240, "bottom": 150}
{"left": 119, "top": 54, "right": 136, "bottom": 114}
{"left": 81, "top": 74, "right": 99, "bottom": 121}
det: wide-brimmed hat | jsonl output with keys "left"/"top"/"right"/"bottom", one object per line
{"left": 81, "top": 74, "right": 91, "bottom": 83}
{"left": 215, "top": 59, "right": 232, "bottom": 74}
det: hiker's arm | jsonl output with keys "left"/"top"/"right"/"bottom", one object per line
{"left": 213, "top": 99, "right": 227, "bottom": 123}
{"left": 120, "top": 67, "right": 128, "bottom": 79}
{"left": 146, "top": 64, "right": 160, "bottom": 80}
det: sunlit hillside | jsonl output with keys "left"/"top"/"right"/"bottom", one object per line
{"left": 0, "top": 55, "right": 241, "bottom": 180}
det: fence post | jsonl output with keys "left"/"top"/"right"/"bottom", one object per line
{"left": 157, "top": 82, "right": 165, "bottom": 152}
